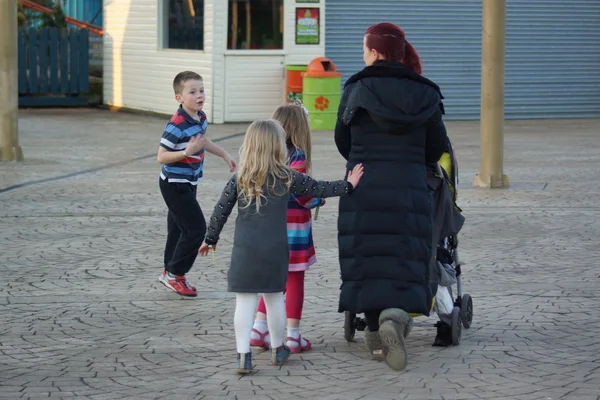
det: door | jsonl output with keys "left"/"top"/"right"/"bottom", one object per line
{"left": 224, "top": 54, "right": 285, "bottom": 122}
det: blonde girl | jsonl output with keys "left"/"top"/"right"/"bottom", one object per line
{"left": 250, "top": 104, "right": 322, "bottom": 353}
{"left": 198, "top": 119, "right": 363, "bottom": 375}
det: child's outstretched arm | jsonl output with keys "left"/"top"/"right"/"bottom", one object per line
{"left": 199, "top": 175, "right": 238, "bottom": 255}
{"left": 289, "top": 164, "right": 364, "bottom": 199}
{"left": 205, "top": 139, "right": 237, "bottom": 172}
{"left": 289, "top": 151, "right": 322, "bottom": 209}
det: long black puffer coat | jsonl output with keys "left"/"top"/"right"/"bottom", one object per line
{"left": 335, "top": 61, "right": 449, "bottom": 316}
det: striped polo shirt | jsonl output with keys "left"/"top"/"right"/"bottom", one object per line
{"left": 159, "top": 106, "right": 207, "bottom": 185}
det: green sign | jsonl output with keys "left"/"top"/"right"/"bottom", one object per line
{"left": 295, "top": 8, "right": 320, "bottom": 45}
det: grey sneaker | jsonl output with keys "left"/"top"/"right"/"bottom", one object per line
{"left": 270, "top": 345, "right": 291, "bottom": 366}
{"left": 236, "top": 352, "right": 253, "bottom": 375}
{"left": 364, "top": 328, "right": 385, "bottom": 361}
{"left": 379, "top": 320, "right": 408, "bottom": 371}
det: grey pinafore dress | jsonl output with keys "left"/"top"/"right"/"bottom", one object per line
{"left": 204, "top": 171, "right": 352, "bottom": 293}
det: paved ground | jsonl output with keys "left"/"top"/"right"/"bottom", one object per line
{"left": 1, "top": 109, "right": 599, "bottom": 400}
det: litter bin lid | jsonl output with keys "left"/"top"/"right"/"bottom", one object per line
{"left": 302, "top": 57, "right": 341, "bottom": 77}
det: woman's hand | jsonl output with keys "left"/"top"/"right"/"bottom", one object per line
{"left": 198, "top": 243, "right": 216, "bottom": 256}
{"left": 346, "top": 164, "right": 364, "bottom": 189}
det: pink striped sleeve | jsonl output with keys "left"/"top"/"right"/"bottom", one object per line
{"left": 289, "top": 149, "right": 321, "bottom": 209}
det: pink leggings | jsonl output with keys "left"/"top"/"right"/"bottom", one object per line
{"left": 257, "top": 271, "right": 305, "bottom": 320}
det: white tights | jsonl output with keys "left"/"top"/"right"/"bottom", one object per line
{"left": 235, "top": 292, "right": 285, "bottom": 353}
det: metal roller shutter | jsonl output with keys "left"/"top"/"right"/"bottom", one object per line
{"left": 505, "top": 0, "right": 600, "bottom": 118}
{"left": 325, "top": 0, "right": 482, "bottom": 120}
{"left": 325, "top": 0, "right": 600, "bottom": 120}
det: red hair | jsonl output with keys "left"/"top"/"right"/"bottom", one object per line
{"left": 365, "top": 22, "right": 422, "bottom": 75}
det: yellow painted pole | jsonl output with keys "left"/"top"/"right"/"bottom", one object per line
{"left": 0, "top": 0, "right": 24, "bottom": 161}
{"left": 474, "top": 0, "right": 508, "bottom": 188}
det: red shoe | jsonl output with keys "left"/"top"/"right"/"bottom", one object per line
{"left": 159, "top": 270, "right": 196, "bottom": 292}
{"left": 250, "top": 328, "right": 270, "bottom": 349}
{"left": 158, "top": 271, "right": 197, "bottom": 297}
{"left": 286, "top": 336, "right": 312, "bottom": 354}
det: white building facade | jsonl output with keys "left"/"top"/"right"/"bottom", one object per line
{"left": 103, "top": 0, "right": 324, "bottom": 123}
{"left": 103, "top": 0, "right": 600, "bottom": 123}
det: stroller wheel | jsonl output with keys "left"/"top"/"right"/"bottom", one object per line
{"left": 460, "top": 293, "right": 473, "bottom": 329}
{"left": 451, "top": 306, "right": 462, "bottom": 345}
{"left": 344, "top": 311, "right": 357, "bottom": 342}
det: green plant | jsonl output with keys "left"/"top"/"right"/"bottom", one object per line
{"left": 17, "top": 0, "right": 68, "bottom": 29}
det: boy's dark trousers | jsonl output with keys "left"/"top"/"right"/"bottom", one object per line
{"left": 159, "top": 179, "right": 207, "bottom": 276}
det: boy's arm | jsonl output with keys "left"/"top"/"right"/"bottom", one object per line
{"left": 204, "top": 175, "right": 238, "bottom": 246}
{"left": 157, "top": 123, "right": 186, "bottom": 164}
{"left": 157, "top": 146, "right": 188, "bottom": 164}
{"left": 205, "top": 138, "right": 237, "bottom": 171}
{"left": 157, "top": 123, "right": 205, "bottom": 164}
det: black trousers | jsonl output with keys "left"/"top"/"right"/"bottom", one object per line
{"left": 159, "top": 178, "right": 207, "bottom": 276}
{"left": 364, "top": 310, "right": 382, "bottom": 332}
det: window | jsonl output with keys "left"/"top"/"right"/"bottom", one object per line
{"left": 164, "top": 0, "right": 204, "bottom": 50}
{"left": 228, "top": 0, "right": 283, "bottom": 50}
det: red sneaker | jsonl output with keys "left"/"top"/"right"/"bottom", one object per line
{"left": 159, "top": 270, "right": 196, "bottom": 292}
{"left": 158, "top": 271, "right": 197, "bottom": 297}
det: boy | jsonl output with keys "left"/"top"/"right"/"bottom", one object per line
{"left": 157, "top": 71, "right": 237, "bottom": 297}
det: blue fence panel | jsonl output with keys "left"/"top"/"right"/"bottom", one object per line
{"left": 18, "top": 28, "right": 90, "bottom": 107}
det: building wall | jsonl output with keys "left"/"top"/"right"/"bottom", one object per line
{"left": 103, "top": 0, "right": 324, "bottom": 123}
{"left": 102, "top": 0, "right": 220, "bottom": 121}
{"left": 325, "top": 0, "right": 482, "bottom": 120}
{"left": 283, "top": 0, "right": 325, "bottom": 66}
{"left": 325, "top": 0, "right": 600, "bottom": 120}
{"left": 215, "top": 0, "right": 325, "bottom": 122}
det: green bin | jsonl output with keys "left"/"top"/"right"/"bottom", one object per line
{"left": 302, "top": 57, "right": 342, "bottom": 131}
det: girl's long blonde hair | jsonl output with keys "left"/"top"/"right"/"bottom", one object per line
{"left": 272, "top": 104, "right": 312, "bottom": 174}
{"left": 236, "top": 120, "right": 293, "bottom": 212}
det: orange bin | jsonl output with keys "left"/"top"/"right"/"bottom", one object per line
{"left": 285, "top": 65, "right": 308, "bottom": 103}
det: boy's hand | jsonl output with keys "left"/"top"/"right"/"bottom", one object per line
{"left": 223, "top": 154, "right": 237, "bottom": 172}
{"left": 319, "top": 199, "right": 326, "bottom": 206}
{"left": 198, "top": 243, "right": 216, "bottom": 256}
{"left": 186, "top": 134, "right": 206, "bottom": 155}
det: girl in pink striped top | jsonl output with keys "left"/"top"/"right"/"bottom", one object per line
{"left": 250, "top": 103, "right": 323, "bottom": 353}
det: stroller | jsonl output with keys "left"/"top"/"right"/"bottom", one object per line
{"left": 343, "top": 139, "right": 473, "bottom": 346}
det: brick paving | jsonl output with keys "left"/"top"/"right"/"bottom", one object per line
{"left": 0, "top": 109, "right": 599, "bottom": 400}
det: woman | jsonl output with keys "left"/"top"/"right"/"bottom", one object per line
{"left": 335, "top": 22, "right": 449, "bottom": 371}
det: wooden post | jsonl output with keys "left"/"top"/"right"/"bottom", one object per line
{"left": 0, "top": 0, "right": 24, "bottom": 161}
{"left": 474, "top": 0, "right": 508, "bottom": 188}
{"left": 231, "top": 0, "right": 238, "bottom": 49}
{"left": 245, "top": 1, "right": 251, "bottom": 49}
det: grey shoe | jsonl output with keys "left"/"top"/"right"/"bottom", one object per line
{"left": 236, "top": 352, "right": 254, "bottom": 375}
{"left": 364, "top": 328, "right": 385, "bottom": 361}
{"left": 378, "top": 308, "right": 411, "bottom": 371}
{"left": 270, "top": 344, "right": 291, "bottom": 366}
{"left": 403, "top": 317, "right": 413, "bottom": 338}
{"left": 379, "top": 308, "right": 413, "bottom": 338}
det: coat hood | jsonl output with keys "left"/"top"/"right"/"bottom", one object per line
{"left": 340, "top": 62, "right": 445, "bottom": 133}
